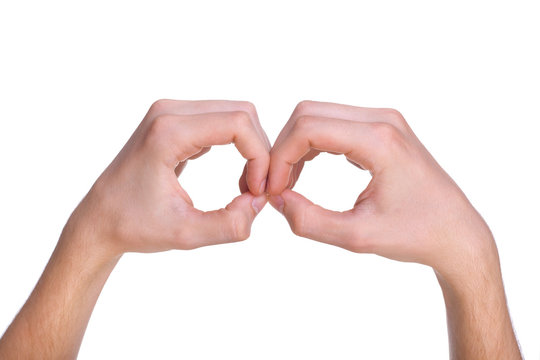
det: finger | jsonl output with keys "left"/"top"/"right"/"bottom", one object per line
{"left": 171, "top": 182, "right": 194, "bottom": 206}
{"left": 269, "top": 101, "right": 411, "bottom": 168}
{"left": 238, "top": 163, "right": 249, "bottom": 193}
{"left": 187, "top": 146, "right": 211, "bottom": 160}
{"left": 180, "top": 112, "right": 269, "bottom": 195}
{"left": 287, "top": 149, "right": 320, "bottom": 189}
{"left": 347, "top": 158, "right": 366, "bottom": 170}
{"left": 268, "top": 116, "right": 399, "bottom": 195}
{"left": 174, "top": 162, "right": 187, "bottom": 177}
{"left": 151, "top": 112, "right": 269, "bottom": 195}
{"left": 147, "top": 100, "right": 271, "bottom": 189}
{"left": 182, "top": 192, "right": 267, "bottom": 248}
{"left": 286, "top": 100, "right": 412, "bottom": 135}
{"left": 174, "top": 147, "right": 212, "bottom": 177}
{"left": 286, "top": 161, "right": 303, "bottom": 189}
{"left": 148, "top": 99, "right": 271, "bottom": 152}
{"left": 270, "top": 189, "right": 367, "bottom": 252}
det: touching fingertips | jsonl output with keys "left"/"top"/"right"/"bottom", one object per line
{"left": 280, "top": 189, "right": 297, "bottom": 202}
{"left": 269, "top": 195, "right": 284, "bottom": 213}
{"left": 265, "top": 176, "right": 277, "bottom": 195}
{"left": 259, "top": 179, "right": 267, "bottom": 195}
{"left": 251, "top": 194, "right": 268, "bottom": 214}
{"left": 266, "top": 171, "right": 287, "bottom": 196}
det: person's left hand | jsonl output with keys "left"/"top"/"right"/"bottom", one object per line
{"left": 266, "top": 100, "right": 496, "bottom": 282}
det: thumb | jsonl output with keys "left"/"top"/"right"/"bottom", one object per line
{"left": 270, "top": 189, "right": 364, "bottom": 252}
{"left": 183, "top": 192, "right": 267, "bottom": 249}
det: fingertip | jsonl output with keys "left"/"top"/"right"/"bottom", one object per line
{"left": 281, "top": 189, "right": 309, "bottom": 204}
{"left": 251, "top": 193, "right": 268, "bottom": 214}
{"left": 266, "top": 171, "right": 287, "bottom": 196}
{"left": 239, "top": 179, "right": 249, "bottom": 194}
{"left": 247, "top": 178, "right": 265, "bottom": 196}
{"left": 267, "top": 160, "right": 296, "bottom": 195}
{"left": 228, "top": 191, "right": 255, "bottom": 208}
{"left": 229, "top": 192, "right": 267, "bottom": 217}
{"left": 279, "top": 190, "right": 360, "bottom": 250}
{"left": 238, "top": 164, "right": 249, "bottom": 193}
{"left": 258, "top": 178, "right": 267, "bottom": 194}
{"left": 269, "top": 194, "right": 284, "bottom": 213}
{"left": 281, "top": 188, "right": 295, "bottom": 199}
{"left": 246, "top": 160, "right": 269, "bottom": 196}
{"left": 266, "top": 176, "right": 278, "bottom": 195}
{"left": 277, "top": 190, "right": 313, "bottom": 218}
{"left": 266, "top": 159, "right": 278, "bottom": 195}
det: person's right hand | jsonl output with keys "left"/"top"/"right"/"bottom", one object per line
{"left": 267, "top": 100, "right": 498, "bottom": 281}
{"left": 64, "top": 99, "right": 270, "bottom": 259}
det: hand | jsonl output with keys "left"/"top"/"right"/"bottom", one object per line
{"left": 267, "top": 100, "right": 496, "bottom": 280}
{"left": 68, "top": 99, "right": 270, "bottom": 258}
{"left": 267, "top": 100, "right": 521, "bottom": 359}
{"left": 0, "top": 99, "right": 271, "bottom": 359}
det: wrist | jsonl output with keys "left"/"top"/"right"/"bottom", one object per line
{"left": 432, "top": 202, "right": 502, "bottom": 289}
{"left": 59, "top": 207, "right": 122, "bottom": 274}
{"left": 432, "top": 232, "right": 520, "bottom": 359}
{"left": 433, "top": 229, "right": 504, "bottom": 306}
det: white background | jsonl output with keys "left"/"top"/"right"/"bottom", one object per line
{"left": 1, "top": 1, "right": 539, "bottom": 359}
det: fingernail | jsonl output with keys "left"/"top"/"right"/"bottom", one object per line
{"left": 259, "top": 179, "right": 267, "bottom": 194}
{"left": 286, "top": 167, "right": 293, "bottom": 188}
{"left": 252, "top": 195, "right": 267, "bottom": 214}
{"left": 269, "top": 195, "right": 284, "bottom": 214}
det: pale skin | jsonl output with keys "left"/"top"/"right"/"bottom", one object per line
{"left": 0, "top": 100, "right": 521, "bottom": 359}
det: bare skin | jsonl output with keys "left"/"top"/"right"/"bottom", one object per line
{"left": 0, "top": 99, "right": 520, "bottom": 359}
{"left": 0, "top": 100, "right": 270, "bottom": 359}
{"left": 267, "top": 100, "right": 521, "bottom": 359}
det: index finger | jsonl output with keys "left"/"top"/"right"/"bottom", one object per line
{"left": 268, "top": 115, "right": 400, "bottom": 195}
{"left": 148, "top": 111, "right": 270, "bottom": 195}
{"left": 146, "top": 99, "right": 271, "bottom": 151}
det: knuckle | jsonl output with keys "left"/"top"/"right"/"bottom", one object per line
{"left": 183, "top": 241, "right": 199, "bottom": 250}
{"left": 346, "top": 235, "right": 373, "bottom": 253}
{"left": 239, "top": 101, "right": 257, "bottom": 116}
{"left": 180, "top": 241, "right": 198, "bottom": 250}
{"left": 174, "top": 227, "right": 197, "bottom": 250}
{"left": 230, "top": 213, "right": 251, "bottom": 241}
{"left": 293, "top": 115, "right": 316, "bottom": 132}
{"left": 289, "top": 207, "right": 307, "bottom": 237}
{"left": 230, "top": 111, "right": 252, "bottom": 128}
{"left": 149, "top": 99, "right": 173, "bottom": 113}
{"left": 381, "top": 108, "right": 407, "bottom": 126}
{"left": 346, "top": 221, "right": 375, "bottom": 253}
{"left": 371, "top": 122, "right": 402, "bottom": 146}
{"left": 144, "top": 115, "right": 178, "bottom": 151}
{"left": 294, "top": 100, "right": 315, "bottom": 115}
{"left": 149, "top": 114, "right": 175, "bottom": 138}
{"left": 384, "top": 107, "right": 404, "bottom": 119}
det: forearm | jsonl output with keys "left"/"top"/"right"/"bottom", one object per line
{"left": 0, "top": 99, "right": 268, "bottom": 358}
{"left": 435, "top": 236, "right": 521, "bottom": 360}
{"left": 0, "top": 220, "right": 119, "bottom": 359}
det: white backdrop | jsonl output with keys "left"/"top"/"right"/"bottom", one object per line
{"left": 1, "top": 1, "right": 539, "bottom": 359}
